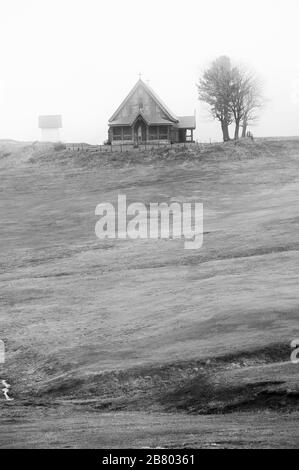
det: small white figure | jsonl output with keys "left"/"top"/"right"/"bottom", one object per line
{"left": 1, "top": 380, "right": 14, "bottom": 401}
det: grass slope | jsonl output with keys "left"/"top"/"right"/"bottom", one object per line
{"left": 0, "top": 139, "right": 298, "bottom": 447}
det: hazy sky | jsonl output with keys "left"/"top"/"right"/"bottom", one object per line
{"left": 0, "top": 0, "right": 298, "bottom": 143}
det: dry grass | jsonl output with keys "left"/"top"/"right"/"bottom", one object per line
{"left": 0, "top": 139, "right": 298, "bottom": 447}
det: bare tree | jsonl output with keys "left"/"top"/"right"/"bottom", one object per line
{"left": 230, "top": 67, "right": 263, "bottom": 140}
{"left": 241, "top": 81, "right": 263, "bottom": 138}
{"left": 197, "top": 56, "right": 233, "bottom": 142}
{"left": 229, "top": 68, "right": 249, "bottom": 140}
{"left": 198, "top": 57, "right": 263, "bottom": 141}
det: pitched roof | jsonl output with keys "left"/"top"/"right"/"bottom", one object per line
{"left": 144, "top": 81, "right": 178, "bottom": 123}
{"left": 38, "top": 115, "right": 62, "bottom": 129}
{"left": 109, "top": 112, "right": 176, "bottom": 127}
{"left": 177, "top": 116, "right": 196, "bottom": 129}
{"left": 110, "top": 114, "right": 196, "bottom": 129}
{"left": 109, "top": 79, "right": 178, "bottom": 124}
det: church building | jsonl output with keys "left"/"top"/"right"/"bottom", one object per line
{"left": 108, "top": 79, "right": 196, "bottom": 145}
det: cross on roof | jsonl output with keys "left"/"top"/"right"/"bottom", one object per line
{"left": 138, "top": 72, "right": 142, "bottom": 80}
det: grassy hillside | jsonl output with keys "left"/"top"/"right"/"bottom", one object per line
{"left": 0, "top": 139, "right": 298, "bottom": 447}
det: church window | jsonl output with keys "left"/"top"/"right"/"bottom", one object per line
{"left": 149, "top": 126, "right": 158, "bottom": 140}
{"left": 113, "top": 127, "right": 122, "bottom": 140}
{"left": 123, "top": 127, "right": 132, "bottom": 140}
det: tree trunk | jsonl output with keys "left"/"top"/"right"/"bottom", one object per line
{"left": 241, "top": 119, "right": 248, "bottom": 138}
{"left": 234, "top": 120, "right": 240, "bottom": 140}
{"left": 221, "top": 121, "right": 230, "bottom": 142}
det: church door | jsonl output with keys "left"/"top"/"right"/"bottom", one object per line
{"left": 134, "top": 120, "right": 147, "bottom": 143}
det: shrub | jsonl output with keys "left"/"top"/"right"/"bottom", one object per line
{"left": 53, "top": 143, "right": 66, "bottom": 151}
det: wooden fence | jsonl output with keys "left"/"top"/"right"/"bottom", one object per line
{"left": 64, "top": 141, "right": 204, "bottom": 152}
